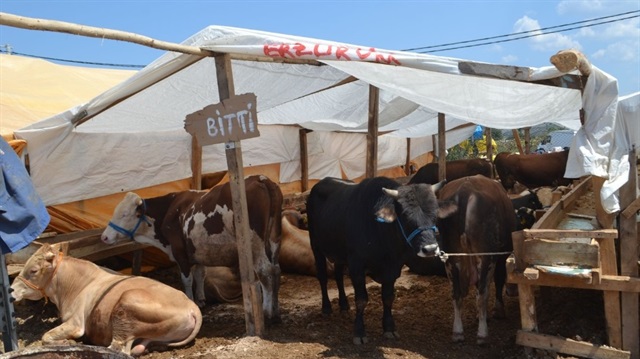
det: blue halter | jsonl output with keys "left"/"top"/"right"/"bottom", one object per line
{"left": 376, "top": 216, "right": 437, "bottom": 247}
{"left": 108, "top": 200, "right": 152, "bottom": 239}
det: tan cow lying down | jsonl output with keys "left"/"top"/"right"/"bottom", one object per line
{"left": 280, "top": 209, "right": 334, "bottom": 277}
{"left": 11, "top": 243, "right": 202, "bottom": 357}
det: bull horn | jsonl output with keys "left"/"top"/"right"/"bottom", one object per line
{"left": 382, "top": 188, "right": 399, "bottom": 198}
{"left": 431, "top": 180, "right": 446, "bottom": 192}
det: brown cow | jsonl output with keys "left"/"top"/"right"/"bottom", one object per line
{"left": 11, "top": 243, "right": 201, "bottom": 356}
{"left": 436, "top": 175, "right": 516, "bottom": 344}
{"left": 408, "top": 158, "right": 493, "bottom": 185}
{"left": 280, "top": 209, "right": 333, "bottom": 276}
{"left": 494, "top": 150, "right": 574, "bottom": 190}
{"left": 101, "top": 175, "right": 283, "bottom": 323}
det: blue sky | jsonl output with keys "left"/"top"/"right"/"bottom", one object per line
{"left": 1, "top": 0, "right": 639, "bottom": 95}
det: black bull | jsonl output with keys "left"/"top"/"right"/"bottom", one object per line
{"left": 307, "top": 176, "right": 443, "bottom": 344}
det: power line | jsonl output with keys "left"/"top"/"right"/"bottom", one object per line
{"left": 0, "top": 48, "right": 145, "bottom": 69}
{"left": 1, "top": 10, "right": 638, "bottom": 67}
{"left": 417, "top": 13, "right": 639, "bottom": 53}
{"left": 403, "top": 9, "right": 639, "bottom": 52}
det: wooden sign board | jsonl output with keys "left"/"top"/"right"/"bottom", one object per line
{"left": 184, "top": 93, "right": 260, "bottom": 145}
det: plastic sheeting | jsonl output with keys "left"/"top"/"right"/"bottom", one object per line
{"left": 13, "top": 26, "right": 626, "bottom": 209}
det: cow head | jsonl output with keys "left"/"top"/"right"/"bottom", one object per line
{"left": 11, "top": 243, "right": 62, "bottom": 303}
{"left": 376, "top": 181, "right": 444, "bottom": 257}
{"left": 101, "top": 192, "right": 151, "bottom": 244}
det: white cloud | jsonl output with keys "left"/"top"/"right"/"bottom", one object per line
{"left": 514, "top": 16, "right": 582, "bottom": 52}
{"left": 591, "top": 49, "right": 606, "bottom": 59}
{"left": 501, "top": 54, "right": 518, "bottom": 63}
{"left": 557, "top": 0, "right": 605, "bottom": 15}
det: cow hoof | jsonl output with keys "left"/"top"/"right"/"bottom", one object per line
{"left": 477, "top": 335, "right": 488, "bottom": 345}
{"left": 353, "top": 336, "right": 369, "bottom": 345}
{"left": 196, "top": 299, "right": 206, "bottom": 308}
{"left": 452, "top": 332, "right": 464, "bottom": 342}
{"left": 383, "top": 331, "right": 400, "bottom": 340}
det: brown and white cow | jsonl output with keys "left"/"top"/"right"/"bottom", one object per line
{"left": 494, "top": 150, "right": 574, "bottom": 190}
{"left": 408, "top": 158, "right": 493, "bottom": 185}
{"left": 11, "top": 243, "right": 201, "bottom": 356}
{"left": 101, "top": 174, "right": 283, "bottom": 323}
{"left": 436, "top": 175, "right": 516, "bottom": 344}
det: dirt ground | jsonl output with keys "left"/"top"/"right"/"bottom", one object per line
{"left": 6, "top": 262, "right": 608, "bottom": 359}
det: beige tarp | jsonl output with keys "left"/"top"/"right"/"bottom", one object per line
{"left": 0, "top": 54, "right": 135, "bottom": 135}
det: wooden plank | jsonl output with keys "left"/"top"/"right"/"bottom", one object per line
{"left": 366, "top": 85, "right": 379, "bottom": 178}
{"left": 533, "top": 197, "right": 566, "bottom": 229}
{"left": 561, "top": 176, "right": 591, "bottom": 211}
{"left": 508, "top": 271, "right": 640, "bottom": 293}
{"left": 621, "top": 197, "right": 640, "bottom": 219}
{"left": 216, "top": 53, "right": 264, "bottom": 337}
{"left": 524, "top": 229, "right": 618, "bottom": 239}
{"left": 516, "top": 330, "right": 630, "bottom": 359}
{"left": 619, "top": 150, "right": 639, "bottom": 359}
{"left": 523, "top": 238, "right": 599, "bottom": 268}
{"left": 76, "top": 242, "right": 148, "bottom": 263}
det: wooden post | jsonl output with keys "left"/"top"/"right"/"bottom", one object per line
{"left": 405, "top": 138, "right": 412, "bottom": 175}
{"left": 512, "top": 129, "right": 524, "bottom": 154}
{"left": 485, "top": 127, "right": 493, "bottom": 161}
{"left": 366, "top": 85, "right": 379, "bottom": 178}
{"left": 191, "top": 136, "right": 202, "bottom": 190}
{"left": 619, "top": 148, "right": 639, "bottom": 358}
{"left": 215, "top": 54, "right": 264, "bottom": 336}
{"left": 437, "top": 113, "right": 446, "bottom": 182}
{"left": 524, "top": 127, "right": 531, "bottom": 154}
{"left": 299, "top": 128, "right": 309, "bottom": 192}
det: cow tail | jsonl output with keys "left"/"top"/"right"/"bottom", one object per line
{"left": 262, "top": 177, "right": 283, "bottom": 264}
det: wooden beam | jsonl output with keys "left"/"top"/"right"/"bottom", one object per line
{"left": 215, "top": 54, "right": 264, "bottom": 336}
{"left": 0, "top": 12, "right": 214, "bottom": 57}
{"left": 619, "top": 149, "right": 639, "bottom": 358}
{"left": 366, "top": 85, "right": 379, "bottom": 178}
{"left": 516, "top": 331, "right": 631, "bottom": 359}
{"left": 550, "top": 49, "right": 592, "bottom": 77}
{"left": 458, "top": 61, "right": 532, "bottom": 81}
{"left": 524, "top": 229, "right": 618, "bottom": 240}
{"left": 507, "top": 271, "right": 640, "bottom": 293}
{"left": 437, "top": 113, "right": 446, "bottom": 182}
{"left": 0, "top": 12, "right": 324, "bottom": 67}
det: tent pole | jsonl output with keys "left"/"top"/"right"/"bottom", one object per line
{"left": 215, "top": 53, "right": 265, "bottom": 337}
{"left": 437, "top": 113, "right": 446, "bottom": 182}
{"left": 366, "top": 85, "right": 379, "bottom": 178}
{"left": 191, "top": 136, "right": 202, "bottom": 190}
{"left": 299, "top": 129, "right": 310, "bottom": 192}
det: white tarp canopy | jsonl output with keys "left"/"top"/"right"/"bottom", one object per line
{"left": 14, "top": 26, "right": 627, "bottom": 211}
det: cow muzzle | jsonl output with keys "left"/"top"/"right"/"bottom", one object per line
{"left": 419, "top": 243, "right": 441, "bottom": 258}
